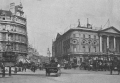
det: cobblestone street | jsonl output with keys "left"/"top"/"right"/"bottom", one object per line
{"left": 0, "top": 68, "right": 120, "bottom": 83}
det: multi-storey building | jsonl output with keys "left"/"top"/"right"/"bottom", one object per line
{"left": 27, "top": 45, "right": 41, "bottom": 64}
{"left": 0, "top": 2, "right": 28, "bottom": 64}
{"left": 52, "top": 23, "right": 120, "bottom": 65}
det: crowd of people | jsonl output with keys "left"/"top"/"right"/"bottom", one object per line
{"left": 63, "top": 57, "right": 120, "bottom": 74}
{"left": 1, "top": 57, "right": 119, "bottom": 75}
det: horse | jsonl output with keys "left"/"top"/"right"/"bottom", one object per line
{"left": 110, "top": 60, "right": 120, "bottom": 75}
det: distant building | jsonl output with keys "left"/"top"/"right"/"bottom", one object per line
{"left": 52, "top": 39, "right": 56, "bottom": 58}
{"left": 27, "top": 45, "right": 41, "bottom": 64}
{"left": 40, "top": 56, "right": 49, "bottom": 63}
{"left": 52, "top": 22, "right": 120, "bottom": 65}
{"left": 0, "top": 2, "right": 28, "bottom": 64}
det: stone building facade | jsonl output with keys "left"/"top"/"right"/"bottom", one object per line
{"left": 0, "top": 2, "right": 28, "bottom": 64}
{"left": 52, "top": 25, "right": 120, "bottom": 65}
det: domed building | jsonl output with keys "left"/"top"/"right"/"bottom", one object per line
{"left": 0, "top": 2, "right": 28, "bottom": 66}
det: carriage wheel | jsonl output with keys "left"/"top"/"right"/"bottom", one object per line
{"left": 57, "top": 70, "right": 61, "bottom": 76}
{"left": 59, "top": 72, "right": 61, "bottom": 76}
{"left": 56, "top": 72, "right": 59, "bottom": 77}
{"left": 48, "top": 73, "right": 50, "bottom": 76}
{"left": 46, "top": 72, "right": 48, "bottom": 76}
{"left": 59, "top": 70, "right": 61, "bottom": 76}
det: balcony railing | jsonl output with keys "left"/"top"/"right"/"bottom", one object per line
{"left": 0, "top": 30, "right": 27, "bottom": 36}
{"left": 0, "top": 18, "right": 26, "bottom": 25}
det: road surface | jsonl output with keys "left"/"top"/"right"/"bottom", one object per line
{"left": 0, "top": 68, "right": 120, "bottom": 83}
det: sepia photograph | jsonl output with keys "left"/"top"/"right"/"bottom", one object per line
{"left": 0, "top": 0, "right": 120, "bottom": 83}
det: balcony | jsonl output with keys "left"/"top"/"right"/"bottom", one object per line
{"left": 0, "top": 30, "right": 27, "bottom": 36}
{"left": 0, "top": 17, "right": 26, "bottom": 26}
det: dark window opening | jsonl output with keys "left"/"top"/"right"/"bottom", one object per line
{"left": 89, "top": 47, "right": 90, "bottom": 52}
{"left": 83, "top": 34, "right": 85, "bottom": 38}
{"left": 83, "top": 46, "right": 85, "bottom": 48}
{"left": 94, "top": 35, "right": 96, "bottom": 39}
{"left": 73, "top": 34, "right": 76, "bottom": 37}
{"left": 89, "top": 35, "right": 91, "bottom": 38}
{"left": 94, "top": 46, "right": 96, "bottom": 52}
{"left": 3, "top": 18, "right": 5, "bottom": 20}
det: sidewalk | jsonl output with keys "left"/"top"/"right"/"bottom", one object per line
{"left": 17, "top": 69, "right": 45, "bottom": 75}
{"left": 0, "top": 68, "right": 114, "bottom": 77}
{"left": 0, "top": 69, "right": 46, "bottom": 77}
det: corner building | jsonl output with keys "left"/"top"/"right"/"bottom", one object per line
{"left": 0, "top": 3, "right": 28, "bottom": 60}
{"left": 52, "top": 26, "right": 120, "bottom": 65}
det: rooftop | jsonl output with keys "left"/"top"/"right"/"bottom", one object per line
{"left": 0, "top": 10, "right": 12, "bottom": 16}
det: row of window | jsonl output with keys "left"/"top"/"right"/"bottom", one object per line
{"left": 0, "top": 16, "right": 26, "bottom": 25}
{"left": 82, "top": 46, "right": 97, "bottom": 52}
{"left": 82, "top": 39, "right": 98, "bottom": 46}
{"left": 0, "top": 42, "right": 27, "bottom": 52}
{"left": 0, "top": 33, "right": 27, "bottom": 43}
{"left": 0, "top": 24, "right": 26, "bottom": 34}
{"left": 73, "top": 45, "right": 97, "bottom": 53}
{"left": 73, "top": 33, "right": 97, "bottom": 39}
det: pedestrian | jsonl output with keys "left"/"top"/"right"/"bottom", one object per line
{"left": 117, "top": 60, "right": 120, "bottom": 75}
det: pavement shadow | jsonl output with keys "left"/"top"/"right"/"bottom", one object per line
{"left": 106, "top": 73, "right": 120, "bottom": 75}
{"left": 0, "top": 76, "right": 10, "bottom": 78}
{"left": 0, "top": 74, "right": 48, "bottom": 78}
{"left": 46, "top": 74, "right": 59, "bottom": 77}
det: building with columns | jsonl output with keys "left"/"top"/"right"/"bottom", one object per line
{"left": 52, "top": 24, "right": 120, "bottom": 65}
{"left": 0, "top": 2, "right": 28, "bottom": 65}
{"left": 98, "top": 27, "right": 120, "bottom": 54}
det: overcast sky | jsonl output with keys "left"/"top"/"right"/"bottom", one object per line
{"left": 0, "top": 0, "right": 120, "bottom": 56}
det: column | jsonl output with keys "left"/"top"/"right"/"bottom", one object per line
{"left": 6, "top": 33, "right": 8, "bottom": 41}
{"left": 9, "top": 66, "right": 11, "bottom": 76}
{"left": 100, "top": 35, "right": 102, "bottom": 52}
{"left": 114, "top": 37, "right": 116, "bottom": 50}
{"left": 107, "top": 36, "right": 109, "bottom": 48}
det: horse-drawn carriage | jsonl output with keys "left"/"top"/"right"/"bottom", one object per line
{"left": 110, "top": 60, "right": 120, "bottom": 75}
{"left": 44, "top": 60, "right": 61, "bottom": 77}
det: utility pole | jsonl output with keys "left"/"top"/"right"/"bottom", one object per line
{"left": 7, "top": 30, "right": 12, "bottom": 76}
{"left": 47, "top": 48, "right": 51, "bottom": 63}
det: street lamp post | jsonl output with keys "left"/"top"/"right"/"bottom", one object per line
{"left": 2, "top": 30, "right": 13, "bottom": 76}
{"left": 1, "top": 30, "right": 11, "bottom": 77}
{"left": 7, "top": 30, "right": 12, "bottom": 76}
{"left": 1, "top": 61, "right": 5, "bottom": 77}
{"left": 68, "top": 54, "right": 70, "bottom": 62}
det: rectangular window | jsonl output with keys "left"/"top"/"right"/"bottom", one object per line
{"left": 83, "top": 46, "right": 85, "bottom": 52}
{"left": 89, "top": 46, "right": 91, "bottom": 52}
{"left": 73, "top": 45, "right": 77, "bottom": 52}
{"left": 80, "top": 58, "right": 82, "bottom": 63}
{"left": 3, "top": 25, "right": 6, "bottom": 30}
{"left": 76, "top": 33, "right": 79, "bottom": 37}
{"left": 74, "top": 48, "right": 76, "bottom": 52}
{"left": 2, "top": 33, "right": 6, "bottom": 41}
{"left": 89, "top": 35, "right": 91, "bottom": 38}
{"left": 94, "top": 46, "right": 96, "bottom": 52}
{"left": 73, "top": 34, "right": 75, "bottom": 37}
{"left": 94, "top": 35, "right": 96, "bottom": 39}
{"left": 83, "top": 34, "right": 85, "bottom": 38}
